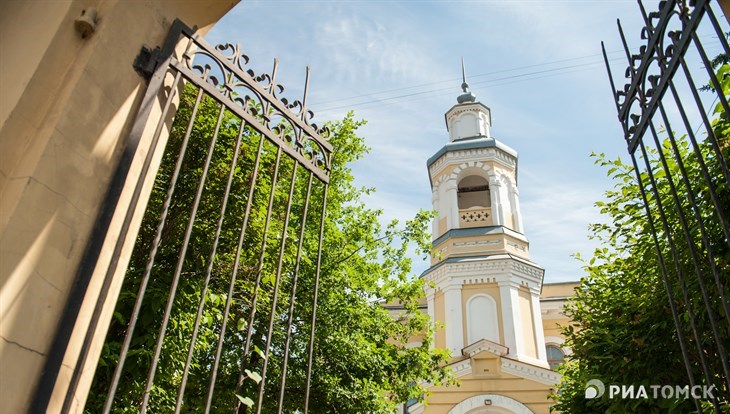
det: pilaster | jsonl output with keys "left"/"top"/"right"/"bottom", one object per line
{"left": 499, "top": 281, "right": 523, "bottom": 357}
{"left": 509, "top": 185, "right": 524, "bottom": 233}
{"left": 489, "top": 176, "right": 504, "bottom": 226}
{"left": 443, "top": 282, "right": 464, "bottom": 356}
{"left": 444, "top": 178, "right": 459, "bottom": 231}
{"left": 530, "top": 286, "right": 548, "bottom": 364}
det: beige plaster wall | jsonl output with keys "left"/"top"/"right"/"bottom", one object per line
{"left": 542, "top": 317, "right": 572, "bottom": 342}
{"left": 518, "top": 287, "right": 537, "bottom": 359}
{"left": 541, "top": 282, "right": 577, "bottom": 299}
{"left": 434, "top": 291, "right": 446, "bottom": 349}
{"left": 431, "top": 232, "right": 530, "bottom": 265}
{"left": 0, "top": 1, "right": 237, "bottom": 412}
{"left": 423, "top": 356, "right": 555, "bottom": 414}
{"left": 540, "top": 282, "right": 578, "bottom": 350}
{"left": 437, "top": 216, "right": 447, "bottom": 239}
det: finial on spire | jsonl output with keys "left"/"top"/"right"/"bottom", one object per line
{"left": 461, "top": 57, "right": 469, "bottom": 93}
{"left": 457, "top": 57, "right": 477, "bottom": 104}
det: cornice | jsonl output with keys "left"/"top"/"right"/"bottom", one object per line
{"left": 500, "top": 356, "right": 561, "bottom": 386}
{"left": 448, "top": 357, "right": 473, "bottom": 379}
{"left": 422, "top": 255, "right": 545, "bottom": 290}
{"left": 429, "top": 145, "right": 517, "bottom": 182}
{"left": 439, "top": 345, "right": 560, "bottom": 388}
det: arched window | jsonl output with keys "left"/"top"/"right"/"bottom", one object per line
{"left": 466, "top": 294, "right": 499, "bottom": 345}
{"left": 457, "top": 175, "right": 490, "bottom": 209}
{"left": 546, "top": 345, "right": 565, "bottom": 370}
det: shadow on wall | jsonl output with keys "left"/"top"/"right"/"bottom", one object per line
{"left": 0, "top": 1, "right": 238, "bottom": 412}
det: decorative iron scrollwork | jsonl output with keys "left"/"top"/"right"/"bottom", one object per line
{"left": 606, "top": 0, "right": 704, "bottom": 153}
{"left": 177, "top": 34, "right": 332, "bottom": 180}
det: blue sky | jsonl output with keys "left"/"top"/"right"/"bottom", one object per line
{"left": 206, "top": 1, "right": 726, "bottom": 282}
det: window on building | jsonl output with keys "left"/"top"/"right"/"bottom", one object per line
{"left": 457, "top": 175, "right": 490, "bottom": 209}
{"left": 546, "top": 345, "right": 565, "bottom": 370}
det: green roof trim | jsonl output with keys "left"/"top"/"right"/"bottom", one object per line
{"left": 426, "top": 137, "right": 518, "bottom": 170}
{"left": 431, "top": 225, "right": 527, "bottom": 247}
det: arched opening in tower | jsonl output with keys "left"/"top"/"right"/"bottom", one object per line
{"left": 457, "top": 175, "right": 490, "bottom": 209}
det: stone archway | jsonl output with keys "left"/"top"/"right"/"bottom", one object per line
{"left": 447, "top": 394, "right": 535, "bottom": 414}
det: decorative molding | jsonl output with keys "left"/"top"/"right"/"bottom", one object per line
{"left": 429, "top": 147, "right": 515, "bottom": 181}
{"left": 500, "top": 357, "right": 561, "bottom": 386}
{"left": 540, "top": 299, "right": 569, "bottom": 320}
{"left": 462, "top": 338, "right": 508, "bottom": 358}
{"left": 462, "top": 276, "right": 497, "bottom": 284}
{"left": 460, "top": 208, "right": 490, "bottom": 223}
{"left": 453, "top": 240, "right": 500, "bottom": 248}
{"left": 424, "top": 256, "right": 544, "bottom": 289}
{"left": 179, "top": 39, "right": 333, "bottom": 180}
{"left": 506, "top": 241, "right": 527, "bottom": 252}
{"left": 446, "top": 105, "right": 487, "bottom": 119}
{"left": 449, "top": 357, "right": 473, "bottom": 378}
{"left": 447, "top": 394, "right": 535, "bottom": 414}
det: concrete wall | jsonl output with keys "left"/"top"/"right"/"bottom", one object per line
{"left": 0, "top": 1, "right": 237, "bottom": 412}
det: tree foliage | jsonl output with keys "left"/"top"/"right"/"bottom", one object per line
{"left": 552, "top": 65, "right": 730, "bottom": 413}
{"left": 86, "top": 84, "right": 450, "bottom": 413}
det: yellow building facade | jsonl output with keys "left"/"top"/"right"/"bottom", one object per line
{"left": 406, "top": 74, "right": 577, "bottom": 414}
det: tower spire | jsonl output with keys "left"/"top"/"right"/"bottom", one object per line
{"left": 457, "top": 57, "right": 476, "bottom": 103}
{"left": 461, "top": 57, "right": 469, "bottom": 92}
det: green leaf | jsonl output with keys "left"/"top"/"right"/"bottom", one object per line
{"left": 245, "top": 369, "right": 262, "bottom": 384}
{"left": 253, "top": 345, "right": 266, "bottom": 361}
{"left": 236, "top": 394, "right": 254, "bottom": 407}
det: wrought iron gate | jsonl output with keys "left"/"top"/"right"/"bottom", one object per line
{"left": 38, "top": 19, "right": 332, "bottom": 413}
{"left": 603, "top": 1, "right": 729, "bottom": 412}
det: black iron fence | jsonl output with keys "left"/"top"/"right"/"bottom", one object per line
{"left": 603, "top": 1, "right": 729, "bottom": 412}
{"left": 35, "top": 20, "right": 332, "bottom": 414}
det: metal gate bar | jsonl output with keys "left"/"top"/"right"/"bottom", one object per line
{"left": 69, "top": 19, "right": 333, "bottom": 414}
{"left": 603, "top": 1, "right": 730, "bottom": 412}
{"left": 278, "top": 170, "right": 314, "bottom": 413}
{"left": 207, "top": 117, "right": 265, "bottom": 412}
{"left": 304, "top": 183, "right": 328, "bottom": 414}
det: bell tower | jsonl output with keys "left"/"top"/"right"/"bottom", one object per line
{"left": 423, "top": 61, "right": 548, "bottom": 368}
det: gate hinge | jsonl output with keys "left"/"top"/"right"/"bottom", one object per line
{"left": 133, "top": 45, "right": 162, "bottom": 80}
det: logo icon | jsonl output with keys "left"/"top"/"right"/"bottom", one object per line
{"left": 585, "top": 379, "right": 605, "bottom": 399}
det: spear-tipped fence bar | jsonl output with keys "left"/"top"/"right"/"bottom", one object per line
{"left": 603, "top": 0, "right": 730, "bottom": 411}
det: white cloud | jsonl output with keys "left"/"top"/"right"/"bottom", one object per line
{"left": 520, "top": 169, "right": 608, "bottom": 282}
{"left": 314, "top": 13, "right": 446, "bottom": 85}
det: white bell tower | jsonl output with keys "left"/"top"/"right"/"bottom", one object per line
{"left": 423, "top": 61, "right": 548, "bottom": 368}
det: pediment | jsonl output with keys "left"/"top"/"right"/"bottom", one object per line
{"left": 447, "top": 339, "right": 560, "bottom": 386}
